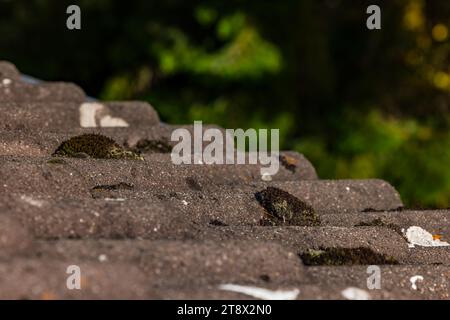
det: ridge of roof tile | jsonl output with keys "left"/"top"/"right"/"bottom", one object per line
{"left": 0, "top": 61, "right": 21, "bottom": 81}
{"left": 0, "top": 101, "right": 159, "bottom": 131}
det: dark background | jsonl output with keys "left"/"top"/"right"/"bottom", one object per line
{"left": 1, "top": 0, "right": 449, "bottom": 208}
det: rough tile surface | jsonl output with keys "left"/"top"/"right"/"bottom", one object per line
{"left": 0, "top": 61, "right": 448, "bottom": 300}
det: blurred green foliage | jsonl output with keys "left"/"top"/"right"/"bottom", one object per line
{"left": 1, "top": 0, "right": 449, "bottom": 207}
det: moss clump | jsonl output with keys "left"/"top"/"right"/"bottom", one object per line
{"left": 53, "top": 134, "right": 143, "bottom": 160}
{"left": 279, "top": 155, "right": 298, "bottom": 173}
{"left": 300, "top": 247, "right": 399, "bottom": 266}
{"left": 255, "top": 187, "right": 320, "bottom": 226}
{"left": 131, "top": 139, "right": 172, "bottom": 153}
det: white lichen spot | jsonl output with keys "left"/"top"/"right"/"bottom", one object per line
{"left": 79, "top": 102, "right": 129, "bottom": 128}
{"left": 99, "top": 115, "right": 129, "bottom": 128}
{"left": 79, "top": 102, "right": 103, "bottom": 127}
{"left": 98, "top": 254, "right": 108, "bottom": 262}
{"left": 345, "top": 186, "right": 350, "bottom": 191}
{"left": 404, "top": 226, "right": 450, "bottom": 248}
{"left": 20, "top": 195, "right": 45, "bottom": 208}
{"left": 261, "top": 173, "right": 272, "bottom": 181}
{"left": 2, "top": 78, "right": 12, "bottom": 86}
{"left": 182, "top": 200, "right": 189, "bottom": 206}
{"left": 341, "top": 287, "right": 371, "bottom": 300}
{"left": 410, "top": 275, "right": 424, "bottom": 290}
{"left": 219, "top": 284, "right": 299, "bottom": 300}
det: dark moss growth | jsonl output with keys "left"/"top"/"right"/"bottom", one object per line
{"left": 259, "top": 274, "right": 271, "bottom": 282}
{"left": 356, "top": 218, "right": 402, "bottom": 234}
{"left": 53, "top": 134, "right": 143, "bottom": 160}
{"left": 91, "top": 182, "right": 134, "bottom": 192}
{"left": 255, "top": 187, "right": 320, "bottom": 226}
{"left": 355, "top": 218, "right": 406, "bottom": 241}
{"left": 47, "top": 158, "right": 67, "bottom": 165}
{"left": 299, "top": 247, "right": 399, "bottom": 266}
{"left": 209, "top": 219, "right": 228, "bottom": 227}
{"left": 186, "top": 177, "right": 203, "bottom": 191}
{"left": 279, "top": 155, "right": 298, "bottom": 173}
{"left": 132, "top": 139, "right": 172, "bottom": 153}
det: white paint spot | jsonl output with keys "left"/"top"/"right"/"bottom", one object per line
{"left": 410, "top": 275, "right": 424, "bottom": 290}
{"left": 99, "top": 115, "right": 129, "bottom": 128}
{"left": 182, "top": 200, "right": 189, "bottom": 206}
{"left": 404, "top": 226, "right": 450, "bottom": 248}
{"left": 79, "top": 102, "right": 103, "bottom": 127}
{"left": 98, "top": 254, "right": 108, "bottom": 262}
{"left": 261, "top": 173, "right": 272, "bottom": 181}
{"left": 341, "top": 287, "right": 371, "bottom": 300}
{"left": 20, "top": 195, "right": 45, "bottom": 208}
{"left": 2, "top": 78, "right": 12, "bottom": 86}
{"left": 219, "top": 284, "right": 299, "bottom": 300}
{"left": 79, "top": 102, "right": 129, "bottom": 128}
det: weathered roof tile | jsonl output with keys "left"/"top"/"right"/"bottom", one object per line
{"left": 0, "top": 81, "right": 85, "bottom": 103}
{"left": 0, "top": 101, "right": 159, "bottom": 131}
{"left": 0, "top": 61, "right": 446, "bottom": 300}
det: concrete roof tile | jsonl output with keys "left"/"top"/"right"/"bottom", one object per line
{"left": 0, "top": 61, "right": 445, "bottom": 299}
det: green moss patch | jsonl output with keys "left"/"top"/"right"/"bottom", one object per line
{"left": 300, "top": 247, "right": 399, "bottom": 266}
{"left": 53, "top": 134, "right": 143, "bottom": 160}
{"left": 131, "top": 139, "right": 172, "bottom": 153}
{"left": 255, "top": 186, "right": 320, "bottom": 226}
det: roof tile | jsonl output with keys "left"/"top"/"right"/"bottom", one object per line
{"left": 0, "top": 61, "right": 445, "bottom": 299}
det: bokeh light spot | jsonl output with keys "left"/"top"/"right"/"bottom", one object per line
{"left": 433, "top": 71, "right": 450, "bottom": 90}
{"left": 432, "top": 24, "right": 448, "bottom": 42}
